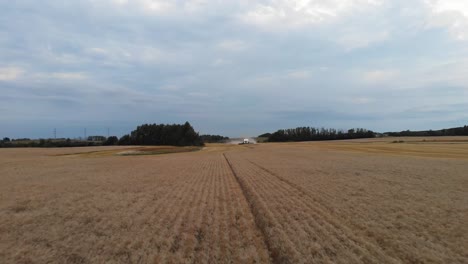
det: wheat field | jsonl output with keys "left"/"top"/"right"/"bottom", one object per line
{"left": 1, "top": 138, "right": 467, "bottom": 263}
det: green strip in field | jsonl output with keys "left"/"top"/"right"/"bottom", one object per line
{"left": 117, "top": 146, "right": 202, "bottom": 156}
{"left": 55, "top": 146, "right": 202, "bottom": 157}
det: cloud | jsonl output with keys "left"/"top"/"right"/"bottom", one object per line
{"left": 0, "top": 67, "right": 24, "bottom": 81}
{"left": 217, "top": 40, "right": 248, "bottom": 52}
{"left": 239, "top": 0, "right": 384, "bottom": 31}
{"left": 336, "top": 30, "right": 390, "bottom": 50}
{"left": 425, "top": 0, "right": 468, "bottom": 40}
{"left": 22, "top": 71, "right": 89, "bottom": 82}
{"left": 428, "top": 0, "right": 468, "bottom": 17}
{"left": 1, "top": 0, "right": 468, "bottom": 137}
{"left": 48, "top": 72, "right": 88, "bottom": 80}
{"left": 107, "top": 0, "right": 175, "bottom": 14}
{"left": 361, "top": 70, "right": 399, "bottom": 84}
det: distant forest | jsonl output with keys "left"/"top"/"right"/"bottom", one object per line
{"left": 0, "top": 138, "right": 103, "bottom": 148}
{"left": 200, "top": 134, "right": 229, "bottom": 143}
{"left": 118, "top": 122, "right": 204, "bottom": 146}
{"left": 0, "top": 122, "right": 206, "bottom": 148}
{"left": 266, "top": 127, "right": 375, "bottom": 142}
{"left": 385, "top": 125, "right": 468, "bottom": 137}
{"left": 3, "top": 124, "right": 468, "bottom": 148}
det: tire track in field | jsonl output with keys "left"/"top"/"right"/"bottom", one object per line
{"left": 151, "top": 153, "right": 270, "bottom": 263}
{"left": 246, "top": 152, "right": 465, "bottom": 262}
{"left": 226, "top": 152, "right": 401, "bottom": 263}
{"left": 247, "top": 159, "right": 389, "bottom": 254}
{"left": 223, "top": 153, "right": 282, "bottom": 264}
{"left": 248, "top": 159, "right": 394, "bottom": 262}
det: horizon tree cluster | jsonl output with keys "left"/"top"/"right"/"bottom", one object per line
{"left": 267, "top": 127, "right": 375, "bottom": 142}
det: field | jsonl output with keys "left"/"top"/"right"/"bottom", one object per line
{"left": 1, "top": 138, "right": 467, "bottom": 263}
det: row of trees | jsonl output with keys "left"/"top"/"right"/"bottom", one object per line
{"left": 200, "top": 134, "right": 230, "bottom": 143}
{"left": 385, "top": 126, "right": 468, "bottom": 137}
{"left": 1, "top": 122, "right": 206, "bottom": 148}
{"left": 0, "top": 138, "right": 101, "bottom": 148}
{"left": 117, "top": 122, "right": 204, "bottom": 146}
{"left": 267, "top": 127, "right": 375, "bottom": 142}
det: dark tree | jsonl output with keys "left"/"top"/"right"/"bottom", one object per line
{"left": 118, "top": 135, "right": 132, "bottom": 145}
{"left": 104, "top": 136, "right": 119, "bottom": 146}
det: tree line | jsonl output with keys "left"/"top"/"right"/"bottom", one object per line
{"left": 0, "top": 122, "right": 207, "bottom": 148}
{"left": 117, "top": 122, "right": 204, "bottom": 146}
{"left": 266, "top": 127, "right": 375, "bottom": 142}
{"left": 0, "top": 138, "right": 101, "bottom": 148}
{"left": 385, "top": 125, "right": 468, "bottom": 137}
{"left": 200, "top": 134, "right": 230, "bottom": 143}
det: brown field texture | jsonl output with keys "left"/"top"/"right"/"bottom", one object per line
{"left": 1, "top": 137, "right": 467, "bottom": 263}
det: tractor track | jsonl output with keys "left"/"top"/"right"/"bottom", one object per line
{"left": 222, "top": 153, "right": 276, "bottom": 264}
{"left": 226, "top": 152, "right": 401, "bottom": 263}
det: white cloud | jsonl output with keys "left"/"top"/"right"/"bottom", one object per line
{"left": 140, "top": 0, "right": 174, "bottom": 13}
{"left": 106, "top": 0, "right": 223, "bottom": 16}
{"left": 336, "top": 29, "right": 390, "bottom": 50}
{"left": 2, "top": 0, "right": 468, "bottom": 136}
{"left": 34, "top": 72, "right": 88, "bottom": 81}
{"left": 0, "top": 67, "right": 86, "bottom": 82}
{"left": 110, "top": 0, "right": 129, "bottom": 5}
{"left": 51, "top": 72, "right": 87, "bottom": 80}
{"left": 239, "top": 0, "right": 384, "bottom": 30}
{"left": 0, "top": 67, "right": 24, "bottom": 81}
{"left": 425, "top": 0, "right": 468, "bottom": 40}
{"left": 108, "top": 0, "right": 175, "bottom": 14}
{"left": 429, "top": 0, "right": 468, "bottom": 17}
{"left": 85, "top": 45, "right": 175, "bottom": 66}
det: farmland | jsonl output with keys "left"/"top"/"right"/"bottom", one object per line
{"left": 1, "top": 138, "right": 467, "bottom": 263}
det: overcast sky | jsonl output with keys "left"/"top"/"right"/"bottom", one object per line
{"left": 1, "top": 0, "right": 468, "bottom": 138}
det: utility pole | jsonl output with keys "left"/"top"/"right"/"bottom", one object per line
{"left": 54, "top": 128, "right": 56, "bottom": 139}
{"left": 107, "top": 127, "right": 110, "bottom": 138}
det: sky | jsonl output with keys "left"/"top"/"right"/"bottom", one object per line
{"left": 1, "top": 0, "right": 468, "bottom": 138}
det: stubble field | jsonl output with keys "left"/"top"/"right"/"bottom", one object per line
{"left": 1, "top": 138, "right": 467, "bottom": 263}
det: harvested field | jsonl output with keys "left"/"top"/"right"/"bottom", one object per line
{"left": 1, "top": 137, "right": 467, "bottom": 263}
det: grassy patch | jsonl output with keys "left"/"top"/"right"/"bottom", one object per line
{"left": 117, "top": 146, "right": 202, "bottom": 156}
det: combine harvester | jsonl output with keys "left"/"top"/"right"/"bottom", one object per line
{"left": 240, "top": 138, "right": 249, "bottom": 144}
